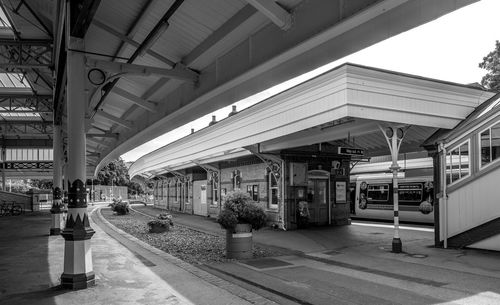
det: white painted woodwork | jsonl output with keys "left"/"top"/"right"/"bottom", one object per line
{"left": 130, "top": 64, "right": 492, "bottom": 178}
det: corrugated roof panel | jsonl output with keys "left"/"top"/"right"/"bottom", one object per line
{"left": 102, "top": 96, "right": 131, "bottom": 118}
{"left": 150, "top": 0, "right": 247, "bottom": 63}
{"left": 85, "top": 25, "right": 124, "bottom": 57}
{"left": 149, "top": 78, "right": 185, "bottom": 102}
{"left": 115, "top": 76, "right": 161, "bottom": 99}
{"left": 94, "top": 0, "right": 149, "bottom": 35}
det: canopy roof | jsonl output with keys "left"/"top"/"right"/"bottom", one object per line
{"left": 0, "top": 0, "right": 481, "bottom": 178}
{"left": 129, "top": 63, "right": 494, "bottom": 178}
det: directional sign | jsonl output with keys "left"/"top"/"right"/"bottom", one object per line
{"left": 338, "top": 147, "right": 364, "bottom": 156}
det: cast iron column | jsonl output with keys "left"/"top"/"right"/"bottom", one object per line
{"left": 50, "top": 124, "right": 64, "bottom": 235}
{"left": 60, "top": 36, "right": 95, "bottom": 289}
{"left": 380, "top": 125, "right": 405, "bottom": 253}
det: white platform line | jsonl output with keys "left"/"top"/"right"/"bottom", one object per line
{"left": 351, "top": 221, "right": 434, "bottom": 232}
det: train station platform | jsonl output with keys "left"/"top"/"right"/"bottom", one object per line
{"left": 1, "top": 203, "right": 500, "bottom": 305}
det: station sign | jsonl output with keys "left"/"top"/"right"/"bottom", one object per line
{"left": 338, "top": 147, "right": 364, "bottom": 156}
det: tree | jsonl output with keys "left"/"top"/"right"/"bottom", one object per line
{"left": 479, "top": 40, "right": 500, "bottom": 91}
{"left": 93, "top": 158, "right": 147, "bottom": 195}
{"left": 96, "top": 158, "right": 130, "bottom": 186}
{"left": 30, "top": 179, "right": 53, "bottom": 190}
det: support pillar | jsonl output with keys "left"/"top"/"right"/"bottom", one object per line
{"left": 60, "top": 35, "right": 95, "bottom": 289}
{"left": 1, "top": 147, "right": 6, "bottom": 191}
{"left": 379, "top": 125, "right": 406, "bottom": 253}
{"left": 50, "top": 124, "right": 65, "bottom": 235}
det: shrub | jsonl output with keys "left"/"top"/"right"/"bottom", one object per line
{"left": 217, "top": 190, "right": 267, "bottom": 231}
{"left": 157, "top": 213, "right": 174, "bottom": 226}
{"left": 147, "top": 219, "right": 170, "bottom": 233}
{"left": 109, "top": 200, "right": 129, "bottom": 215}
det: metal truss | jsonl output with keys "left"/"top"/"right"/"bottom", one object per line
{"left": 0, "top": 120, "right": 53, "bottom": 136}
{"left": 0, "top": 94, "right": 52, "bottom": 112}
{"left": 4, "top": 161, "right": 53, "bottom": 170}
{"left": 0, "top": 39, "right": 52, "bottom": 71}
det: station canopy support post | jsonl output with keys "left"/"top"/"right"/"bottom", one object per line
{"left": 379, "top": 125, "right": 406, "bottom": 253}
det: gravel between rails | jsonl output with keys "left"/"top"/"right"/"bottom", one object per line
{"left": 101, "top": 208, "right": 285, "bottom": 264}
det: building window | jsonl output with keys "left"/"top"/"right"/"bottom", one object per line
{"left": 212, "top": 178, "right": 219, "bottom": 206}
{"left": 268, "top": 174, "right": 278, "bottom": 209}
{"left": 480, "top": 121, "right": 500, "bottom": 168}
{"left": 175, "top": 180, "right": 180, "bottom": 202}
{"left": 232, "top": 170, "right": 241, "bottom": 190}
{"left": 186, "top": 180, "right": 191, "bottom": 204}
{"left": 247, "top": 185, "right": 259, "bottom": 201}
{"left": 446, "top": 140, "right": 470, "bottom": 185}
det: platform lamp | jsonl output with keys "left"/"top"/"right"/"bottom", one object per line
{"left": 379, "top": 125, "right": 406, "bottom": 253}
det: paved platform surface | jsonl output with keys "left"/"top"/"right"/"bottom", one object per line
{"left": 1, "top": 202, "right": 499, "bottom": 305}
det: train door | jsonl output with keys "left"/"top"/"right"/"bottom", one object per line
{"left": 307, "top": 170, "right": 329, "bottom": 225}
{"left": 193, "top": 180, "right": 208, "bottom": 216}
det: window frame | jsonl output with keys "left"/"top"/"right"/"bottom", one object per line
{"left": 268, "top": 173, "right": 279, "bottom": 210}
{"left": 478, "top": 120, "right": 500, "bottom": 170}
{"left": 211, "top": 178, "right": 219, "bottom": 206}
{"left": 446, "top": 139, "right": 470, "bottom": 186}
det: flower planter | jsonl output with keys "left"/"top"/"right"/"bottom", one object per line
{"left": 226, "top": 223, "right": 253, "bottom": 259}
{"left": 148, "top": 221, "right": 170, "bottom": 233}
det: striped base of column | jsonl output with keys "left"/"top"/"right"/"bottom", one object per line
{"left": 392, "top": 238, "right": 402, "bottom": 253}
{"left": 61, "top": 272, "right": 95, "bottom": 290}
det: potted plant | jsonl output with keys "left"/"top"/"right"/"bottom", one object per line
{"left": 217, "top": 190, "right": 267, "bottom": 259}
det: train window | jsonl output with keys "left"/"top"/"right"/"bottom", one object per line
{"left": 480, "top": 121, "right": 500, "bottom": 169}
{"left": 367, "top": 184, "right": 389, "bottom": 201}
{"left": 399, "top": 183, "right": 423, "bottom": 203}
{"left": 446, "top": 140, "right": 470, "bottom": 185}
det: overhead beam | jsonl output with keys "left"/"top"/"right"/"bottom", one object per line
{"left": 112, "top": 87, "right": 157, "bottom": 113}
{"left": 245, "top": 0, "right": 292, "bottom": 30}
{"left": 0, "top": 138, "right": 52, "bottom": 148}
{"left": 94, "top": 110, "right": 133, "bottom": 129}
{"left": 87, "top": 137, "right": 111, "bottom": 147}
{"left": 86, "top": 132, "right": 118, "bottom": 139}
{"left": 0, "top": 120, "right": 52, "bottom": 126}
{"left": 92, "top": 19, "right": 174, "bottom": 66}
{"left": 69, "top": 0, "right": 102, "bottom": 38}
{"left": 0, "top": 63, "right": 51, "bottom": 70}
{"left": 182, "top": 5, "right": 259, "bottom": 67}
{"left": 0, "top": 39, "right": 52, "bottom": 46}
{"left": 90, "top": 0, "right": 185, "bottom": 119}
{"left": 85, "top": 58, "right": 198, "bottom": 82}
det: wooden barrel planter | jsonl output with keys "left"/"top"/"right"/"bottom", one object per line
{"left": 226, "top": 223, "right": 253, "bottom": 259}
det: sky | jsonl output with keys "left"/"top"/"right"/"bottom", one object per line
{"left": 121, "top": 0, "right": 500, "bottom": 162}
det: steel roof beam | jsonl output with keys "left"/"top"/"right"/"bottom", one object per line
{"left": 112, "top": 87, "right": 157, "bottom": 113}
{"left": 0, "top": 39, "right": 52, "bottom": 46}
{"left": 85, "top": 58, "right": 198, "bottom": 82}
{"left": 94, "top": 110, "right": 133, "bottom": 129}
{"left": 245, "top": 0, "right": 292, "bottom": 30}
{"left": 87, "top": 137, "right": 111, "bottom": 147}
{"left": 86, "top": 133, "right": 118, "bottom": 139}
{"left": 69, "top": 0, "right": 102, "bottom": 38}
{"left": 182, "top": 5, "right": 258, "bottom": 67}
{"left": 92, "top": 19, "right": 173, "bottom": 67}
{"left": 0, "top": 138, "right": 52, "bottom": 148}
{"left": 90, "top": 0, "right": 185, "bottom": 118}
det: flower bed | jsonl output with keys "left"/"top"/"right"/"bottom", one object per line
{"left": 101, "top": 208, "right": 284, "bottom": 264}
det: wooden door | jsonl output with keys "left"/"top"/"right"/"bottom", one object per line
{"left": 307, "top": 179, "right": 329, "bottom": 225}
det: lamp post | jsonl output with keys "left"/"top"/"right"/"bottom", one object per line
{"left": 380, "top": 125, "right": 405, "bottom": 253}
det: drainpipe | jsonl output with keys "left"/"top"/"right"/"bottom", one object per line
{"left": 439, "top": 142, "right": 448, "bottom": 249}
{"left": 281, "top": 160, "right": 286, "bottom": 231}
